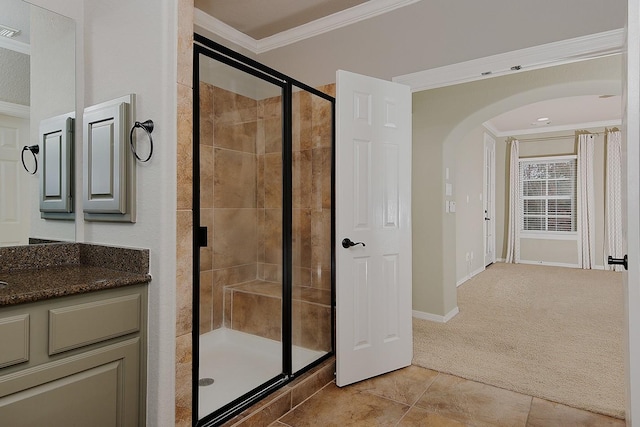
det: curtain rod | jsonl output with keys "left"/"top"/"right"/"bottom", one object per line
{"left": 514, "top": 132, "right": 600, "bottom": 143}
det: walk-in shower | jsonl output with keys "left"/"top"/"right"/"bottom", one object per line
{"left": 192, "top": 36, "right": 335, "bottom": 426}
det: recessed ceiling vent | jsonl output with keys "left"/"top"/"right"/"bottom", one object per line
{"left": 0, "top": 24, "right": 21, "bottom": 38}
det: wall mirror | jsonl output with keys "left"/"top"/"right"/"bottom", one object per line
{"left": 0, "top": 0, "right": 76, "bottom": 246}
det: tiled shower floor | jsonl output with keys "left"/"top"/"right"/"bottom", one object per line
{"left": 198, "top": 328, "right": 324, "bottom": 419}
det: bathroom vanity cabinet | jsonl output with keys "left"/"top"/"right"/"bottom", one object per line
{"left": 0, "top": 283, "right": 148, "bottom": 426}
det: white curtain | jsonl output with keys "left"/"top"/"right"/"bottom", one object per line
{"left": 506, "top": 139, "right": 520, "bottom": 263}
{"left": 577, "top": 132, "right": 595, "bottom": 269}
{"left": 605, "top": 129, "right": 623, "bottom": 271}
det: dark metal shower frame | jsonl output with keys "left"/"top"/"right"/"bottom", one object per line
{"left": 192, "top": 34, "right": 336, "bottom": 427}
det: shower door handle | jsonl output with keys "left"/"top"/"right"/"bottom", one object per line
{"left": 342, "top": 238, "right": 365, "bottom": 249}
{"left": 198, "top": 226, "right": 208, "bottom": 247}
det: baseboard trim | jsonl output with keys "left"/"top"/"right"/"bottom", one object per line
{"left": 456, "top": 266, "right": 486, "bottom": 287}
{"left": 413, "top": 307, "right": 459, "bottom": 323}
{"left": 512, "top": 260, "right": 607, "bottom": 270}
{"left": 518, "top": 260, "right": 579, "bottom": 268}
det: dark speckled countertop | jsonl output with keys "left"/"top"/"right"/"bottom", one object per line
{"left": 0, "top": 243, "right": 151, "bottom": 306}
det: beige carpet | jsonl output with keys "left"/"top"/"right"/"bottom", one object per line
{"left": 412, "top": 263, "right": 625, "bottom": 418}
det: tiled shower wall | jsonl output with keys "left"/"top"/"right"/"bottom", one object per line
{"left": 198, "top": 84, "right": 260, "bottom": 333}
{"left": 198, "top": 83, "right": 334, "bottom": 347}
{"left": 291, "top": 88, "right": 334, "bottom": 292}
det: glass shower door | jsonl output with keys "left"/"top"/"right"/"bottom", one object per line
{"left": 290, "top": 85, "right": 334, "bottom": 372}
{"left": 193, "top": 36, "right": 335, "bottom": 426}
{"left": 196, "top": 51, "right": 286, "bottom": 421}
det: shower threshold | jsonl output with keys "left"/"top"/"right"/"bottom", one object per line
{"left": 198, "top": 327, "right": 325, "bottom": 419}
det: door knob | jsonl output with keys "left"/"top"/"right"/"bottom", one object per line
{"left": 342, "top": 238, "right": 365, "bottom": 249}
{"left": 607, "top": 255, "right": 628, "bottom": 270}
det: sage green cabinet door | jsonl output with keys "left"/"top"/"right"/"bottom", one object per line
{"left": 0, "top": 338, "right": 140, "bottom": 427}
{"left": 0, "top": 314, "right": 29, "bottom": 369}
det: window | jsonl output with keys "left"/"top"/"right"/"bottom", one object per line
{"left": 520, "top": 156, "right": 577, "bottom": 234}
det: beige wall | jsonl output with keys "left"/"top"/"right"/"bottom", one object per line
{"left": 412, "top": 55, "right": 621, "bottom": 316}
{"left": 451, "top": 123, "right": 610, "bottom": 284}
{"left": 494, "top": 129, "right": 608, "bottom": 267}
{"left": 455, "top": 125, "right": 490, "bottom": 283}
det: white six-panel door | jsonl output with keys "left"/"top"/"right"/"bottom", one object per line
{"left": 483, "top": 133, "right": 496, "bottom": 267}
{"left": 623, "top": 0, "right": 640, "bottom": 421}
{"left": 0, "top": 114, "right": 30, "bottom": 246}
{"left": 335, "top": 70, "right": 412, "bottom": 387}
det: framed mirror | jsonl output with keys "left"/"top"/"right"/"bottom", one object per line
{"left": 0, "top": 0, "right": 76, "bottom": 246}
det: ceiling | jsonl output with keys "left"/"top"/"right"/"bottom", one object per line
{"left": 194, "top": 0, "right": 369, "bottom": 39}
{"left": 196, "top": 1, "right": 623, "bottom": 136}
{"left": 485, "top": 95, "right": 621, "bottom": 136}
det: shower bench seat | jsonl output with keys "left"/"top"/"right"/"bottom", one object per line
{"left": 223, "top": 280, "right": 331, "bottom": 352}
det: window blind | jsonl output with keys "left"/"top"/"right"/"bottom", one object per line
{"left": 519, "top": 157, "right": 577, "bottom": 233}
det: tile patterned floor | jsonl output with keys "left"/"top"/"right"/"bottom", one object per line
{"left": 270, "top": 365, "right": 625, "bottom": 426}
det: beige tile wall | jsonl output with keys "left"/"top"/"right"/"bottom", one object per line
{"left": 199, "top": 84, "right": 260, "bottom": 334}
{"left": 176, "top": 1, "right": 193, "bottom": 425}
{"left": 257, "top": 96, "right": 284, "bottom": 284}
{"left": 292, "top": 88, "right": 334, "bottom": 290}
{"left": 199, "top": 83, "right": 335, "bottom": 348}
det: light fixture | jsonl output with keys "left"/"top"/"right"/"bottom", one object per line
{"left": 531, "top": 117, "right": 551, "bottom": 126}
{"left": 0, "top": 24, "right": 21, "bottom": 38}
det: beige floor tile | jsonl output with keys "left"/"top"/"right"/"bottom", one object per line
{"left": 526, "top": 398, "right": 625, "bottom": 427}
{"left": 349, "top": 365, "right": 439, "bottom": 406}
{"left": 415, "top": 373, "right": 531, "bottom": 427}
{"left": 279, "top": 382, "right": 408, "bottom": 426}
{"left": 269, "top": 368, "right": 625, "bottom": 427}
{"left": 398, "top": 406, "right": 468, "bottom": 426}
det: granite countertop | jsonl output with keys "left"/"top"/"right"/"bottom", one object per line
{"left": 0, "top": 243, "right": 151, "bottom": 306}
{"left": 0, "top": 265, "right": 150, "bottom": 306}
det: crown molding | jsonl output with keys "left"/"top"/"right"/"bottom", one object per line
{"left": 393, "top": 29, "right": 624, "bottom": 92}
{"left": 0, "top": 100, "right": 30, "bottom": 119}
{"left": 256, "top": 0, "right": 420, "bottom": 53}
{"left": 194, "top": 9, "right": 258, "bottom": 53}
{"left": 482, "top": 121, "right": 501, "bottom": 137}
{"left": 484, "top": 119, "right": 622, "bottom": 137}
{"left": 195, "top": 0, "right": 420, "bottom": 54}
{"left": 0, "top": 37, "right": 30, "bottom": 55}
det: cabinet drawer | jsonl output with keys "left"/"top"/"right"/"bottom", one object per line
{"left": 0, "top": 315, "right": 29, "bottom": 369}
{"left": 49, "top": 294, "right": 140, "bottom": 355}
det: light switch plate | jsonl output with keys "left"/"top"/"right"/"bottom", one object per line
{"left": 445, "top": 183, "right": 452, "bottom": 196}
